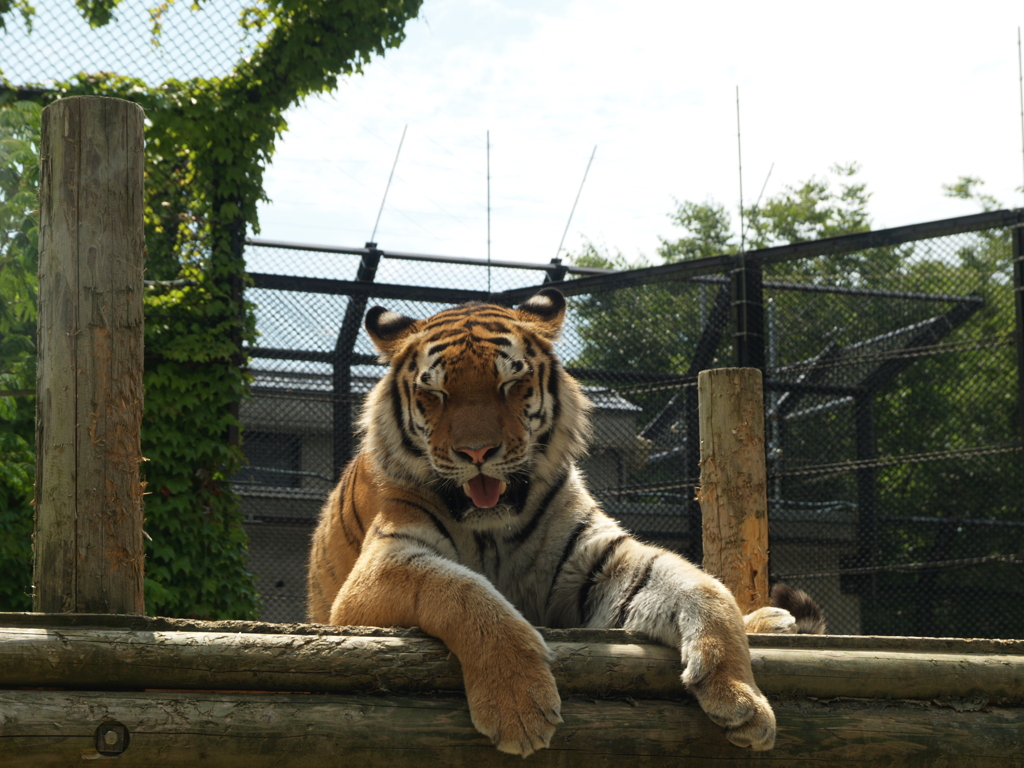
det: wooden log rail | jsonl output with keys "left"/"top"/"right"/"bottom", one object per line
{"left": 1, "top": 614, "right": 1023, "bottom": 767}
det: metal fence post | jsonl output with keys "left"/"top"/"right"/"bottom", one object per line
{"left": 331, "top": 243, "right": 382, "bottom": 480}
{"left": 849, "top": 393, "right": 879, "bottom": 599}
{"left": 731, "top": 256, "right": 765, "bottom": 369}
{"left": 1014, "top": 226, "right": 1024, "bottom": 458}
{"left": 544, "top": 258, "right": 569, "bottom": 284}
{"left": 729, "top": 256, "right": 767, "bottom": 576}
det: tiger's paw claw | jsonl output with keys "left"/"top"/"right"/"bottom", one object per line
{"left": 466, "top": 658, "right": 562, "bottom": 757}
{"left": 693, "top": 678, "right": 776, "bottom": 751}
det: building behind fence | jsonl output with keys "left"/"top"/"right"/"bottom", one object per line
{"left": 235, "top": 211, "right": 1024, "bottom": 638}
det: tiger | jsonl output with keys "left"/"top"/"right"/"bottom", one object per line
{"left": 306, "top": 287, "right": 798, "bottom": 757}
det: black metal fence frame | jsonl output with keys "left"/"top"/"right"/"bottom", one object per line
{"left": 242, "top": 209, "right": 1024, "bottom": 629}
{"left": 247, "top": 207, "right": 1024, "bottom": 530}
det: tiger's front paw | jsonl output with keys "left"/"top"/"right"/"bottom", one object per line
{"left": 687, "top": 673, "right": 776, "bottom": 750}
{"left": 744, "top": 606, "right": 797, "bottom": 634}
{"left": 682, "top": 642, "right": 776, "bottom": 751}
{"left": 718, "top": 685, "right": 776, "bottom": 750}
{"left": 463, "top": 647, "right": 563, "bottom": 756}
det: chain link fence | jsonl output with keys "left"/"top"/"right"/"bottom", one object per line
{"left": 4, "top": 4, "right": 1023, "bottom": 638}
{"left": 239, "top": 214, "right": 1024, "bottom": 638}
{"left": 1, "top": 0, "right": 266, "bottom": 87}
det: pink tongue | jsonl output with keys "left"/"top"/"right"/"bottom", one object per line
{"left": 467, "top": 474, "right": 502, "bottom": 508}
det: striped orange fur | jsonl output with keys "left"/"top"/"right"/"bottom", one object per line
{"left": 307, "top": 288, "right": 785, "bottom": 756}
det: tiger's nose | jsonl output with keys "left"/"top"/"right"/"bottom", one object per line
{"left": 456, "top": 445, "right": 499, "bottom": 465}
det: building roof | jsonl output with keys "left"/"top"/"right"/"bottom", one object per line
{"left": 249, "top": 368, "right": 641, "bottom": 412}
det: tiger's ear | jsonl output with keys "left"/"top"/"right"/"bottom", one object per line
{"left": 514, "top": 288, "right": 566, "bottom": 340}
{"left": 365, "top": 306, "right": 421, "bottom": 358}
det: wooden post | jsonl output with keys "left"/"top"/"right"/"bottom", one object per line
{"left": 33, "top": 96, "right": 146, "bottom": 614}
{"left": 697, "top": 367, "right": 769, "bottom": 614}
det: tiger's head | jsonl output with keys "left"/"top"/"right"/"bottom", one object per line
{"left": 360, "top": 289, "right": 591, "bottom": 519}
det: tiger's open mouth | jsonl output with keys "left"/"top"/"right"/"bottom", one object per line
{"left": 462, "top": 475, "right": 508, "bottom": 509}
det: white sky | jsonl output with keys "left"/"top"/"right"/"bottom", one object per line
{"left": 255, "top": 1, "right": 1024, "bottom": 266}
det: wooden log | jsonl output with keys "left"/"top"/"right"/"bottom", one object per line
{"left": 697, "top": 367, "right": 769, "bottom": 613}
{"left": 1, "top": 618, "right": 1022, "bottom": 766}
{"left": 0, "top": 690, "right": 1021, "bottom": 768}
{"left": 0, "top": 625, "right": 1022, "bottom": 704}
{"left": 34, "top": 96, "right": 146, "bottom": 614}
{"left": 3, "top": 611, "right": 1024, "bottom": 656}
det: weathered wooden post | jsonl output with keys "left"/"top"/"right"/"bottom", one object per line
{"left": 33, "top": 96, "right": 146, "bottom": 614}
{"left": 697, "top": 367, "right": 769, "bottom": 614}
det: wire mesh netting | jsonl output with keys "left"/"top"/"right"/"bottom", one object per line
{"left": 1, "top": 0, "right": 267, "bottom": 87}
{"left": 239, "top": 223, "right": 1024, "bottom": 637}
{"left": 4, "top": 6, "right": 1021, "bottom": 635}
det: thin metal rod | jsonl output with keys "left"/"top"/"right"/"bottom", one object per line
{"left": 555, "top": 145, "right": 597, "bottom": 260}
{"left": 487, "top": 130, "right": 492, "bottom": 294}
{"left": 1013, "top": 228, "right": 1024, "bottom": 464}
{"left": 370, "top": 124, "right": 407, "bottom": 244}
{"left": 754, "top": 162, "right": 774, "bottom": 209}
{"left": 245, "top": 237, "right": 615, "bottom": 274}
{"left": 736, "top": 86, "right": 745, "bottom": 254}
{"left": 1018, "top": 27, "right": 1024, "bottom": 205}
{"left": 749, "top": 161, "right": 774, "bottom": 246}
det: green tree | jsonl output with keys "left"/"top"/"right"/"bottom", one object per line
{"left": 568, "top": 164, "right": 879, "bottom": 496}
{"left": 570, "top": 164, "right": 876, "bottom": 387}
{"left": 0, "top": 97, "right": 39, "bottom": 610}
{"left": 657, "top": 162, "right": 871, "bottom": 263}
{"left": 861, "top": 177, "right": 1023, "bottom": 637}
